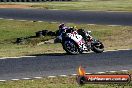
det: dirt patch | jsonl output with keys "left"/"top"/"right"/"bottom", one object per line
{"left": 0, "top": 4, "right": 31, "bottom": 8}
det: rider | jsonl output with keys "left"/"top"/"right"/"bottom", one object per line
{"left": 58, "top": 23, "right": 68, "bottom": 35}
{"left": 58, "top": 23, "right": 76, "bottom": 34}
{"left": 58, "top": 23, "right": 89, "bottom": 41}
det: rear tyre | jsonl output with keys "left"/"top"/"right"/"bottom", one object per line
{"left": 62, "top": 38, "right": 80, "bottom": 55}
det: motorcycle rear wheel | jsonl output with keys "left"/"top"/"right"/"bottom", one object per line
{"left": 62, "top": 38, "right": 80, "bottom": 55}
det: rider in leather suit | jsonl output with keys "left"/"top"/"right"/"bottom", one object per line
{"left": 58, "top": 23, "right": 89, "bottom": 41}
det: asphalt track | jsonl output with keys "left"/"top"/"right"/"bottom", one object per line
{"left": 0, "top": 8, "right": 132, "bottom": 25}
{"left": 0, "top": 8, "right": 132, "bottom": 80}
{"left": 0, "top": 50, "right": 132, "bottom": 80}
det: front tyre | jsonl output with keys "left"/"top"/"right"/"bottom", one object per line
{"left": 91, "top": 41, "right": 104, "bottom": 53}
{"left": 62, "top": 38, "right": 80, "bottom": 55}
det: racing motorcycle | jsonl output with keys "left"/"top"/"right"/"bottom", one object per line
{"left": 58, "top": 28, "right": 104, "bottom": 55}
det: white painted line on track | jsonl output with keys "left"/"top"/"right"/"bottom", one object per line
{"left": 104, "top": 50, "right": 118, "bottom": 52}
{"left": 6, "top": 57, "right": 21, "bottom": 59}
{"left": 11, "top": 79, "right": 20, "bottom": 81}
{"left": 108, "top": 25, "right": 121, "bottom": 26}
{"left": 0, "top": 57, "right": 21, "bottom": 59}
{"left": 117, "top": 49, "right": 131, "bottom": 51}
{"left": 0, "top": 58, "right": 7, "bottom": 59}
{"left": 0, "top": 69, "right": 130, "bottom": 81}
{"left": 22, "top": 78, "right": 31, "bottom": 80}
{"left": 86, "top": 73, "right": 92, "bottom": 74}
{"left": 48, "top": 76, "right": 56, "bottom": 78}
{"left": 18, "top": 20, "right": 27, "bottom": 21}
{"left": 34, "top": 77, "right": 43, "bottom": 79}
{"left": 0, "top": 80, "right": 6, "bottom": 82}
{"left": 71, "top": 74, "right": 77, "bottom": 76}
{"left": 0, "top": 56, "right": 36, "bottom": 59}
{"left": 59, "top": 75, "right": 67, "bottom": 77}
{"left": 0, "top": 18, "right": 3, "bottom": 19}
{"left": 87, "top": 24, "right": 96, "bottom": 25}
{"left": 104, "top": 49, "right": 131, "bottom": 52}
{"left": 120, "top": 70, "right": 128, "bottom": 72}
{"left": 109, "top": 71, "right": 117, "bottom": 73}
{"left": 38, "top": 21, "right": 43, "bottom": 22}
{"left": 106, "top": 71, "right": 110, "bottom": 73}
{"left": 20, "top": 56, "right": 36, "bottom": 58}
{"left": 7, "top": 19, "right": 14, "bottom": 20}
{"left": 97, "top": 72, "right": 106, "bottom": 74}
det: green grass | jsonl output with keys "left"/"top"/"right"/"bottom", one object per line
{"left": 0, "top": 20, "right": 58, "bottom": 42}
{"left": 1, "top": 0, "right": 132, "bottom": 11}
{"left": 0, "top": 43, "right": 64, "bottom": 57}
{"left": 0, "top": 19, "right": 132, "bottom": 57}
{"left": 0, "top": 70, "right": 131, "bottom": 88}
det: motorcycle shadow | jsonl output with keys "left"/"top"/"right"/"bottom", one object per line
{"left": 30, "top": 52, "right": 90, "bottom": 56}
{"left": 31, "top": 53, "right": 69, "bottom": 56}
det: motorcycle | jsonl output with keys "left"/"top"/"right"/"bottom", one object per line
{"left": 58, "top": 28, "right": 104, "bottom": 55}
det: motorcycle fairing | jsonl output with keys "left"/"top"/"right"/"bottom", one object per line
{"left": 66, "top": 31, "right": 88, "bottom": 51}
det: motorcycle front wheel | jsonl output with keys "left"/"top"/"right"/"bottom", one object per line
{"left": 62, "top": 38, "right": 80, "bottom": 55}
{"left": 91, "top": 41, "right": 104, "bottom": 53}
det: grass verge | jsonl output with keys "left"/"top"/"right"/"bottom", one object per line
{"left": 0, "top": 19, "right": 132, "bottom": 57}
{"left": 0, "top": 70, "right": 131, "bottom": 88}
{"left": 0, "top": 0, "right": 132, "bottom": 11}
